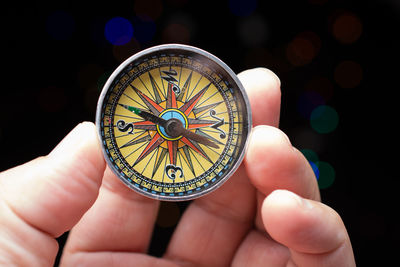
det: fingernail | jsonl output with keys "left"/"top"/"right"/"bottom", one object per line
{"left": 268, "top": 190, "right": 313, "bottom": 210}
{"left": 254, "top": 67, "right": 281, "bottom": 87}
{"left": 252, "top": 125, "right": 292, "bottom": 146}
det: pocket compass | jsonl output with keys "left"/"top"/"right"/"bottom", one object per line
{"left": 96, "top": 44, "right": 251, "bottom": 201}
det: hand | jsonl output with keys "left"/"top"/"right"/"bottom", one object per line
{"left": 0, "top": 68, "right": 355, "bottom": 266}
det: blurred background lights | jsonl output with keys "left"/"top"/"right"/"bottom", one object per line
{"left": 309, "top": 161, "right": 320, "bottom": 180}
{"left": 112, "top": 38, "right": 141, "bottom": 63}
{"left": 297, "top": 91, "right": 325, "bottom": 119}
{"left": 334, "top": 60, "right": 363, "bottom": 88}
{"left": 162, "top": 13, "right": 196, "bottom": 45}
{"left": 300, "top": 149, "right": 335, "bottom": 187}
{"left": 310, "top": 105, "right": 339, "bottom": 134}
{"left": 300, "top": 148, "right": 319, "bottom": 164}
{"left": 286, "top": 31, "right": 321, "bottom": 66}
{"left": 134, "top": 0, "right": 163, "bottom": 20}
{"left": 132, "top": 16, "right": 156, "bottom": 44}
{"left": 301, "top": 149, "right": 321, "bottom": 179}
{"left": 162, "top": 23, "right": 190, "bottom": 44}
{"left": 238, "top": 14, "right": 269, "bottom": 47}
{"left": 316, "top": 161, "right": 335, "bottom": 189}
{"left": 229, "top": 0, "right": 257, "bottom": 17}
{"left": 104, "top": 17, "right": 134, "bottom": 45}
{"left": 332, "top": 12, "right": 362, "bottom": 44}
{"left": 46, "top": 10, "right": 75, "bottom": 40}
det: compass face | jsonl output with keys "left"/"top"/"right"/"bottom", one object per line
{"left": 96, "top": 44, "right": 251, "bottom": 201}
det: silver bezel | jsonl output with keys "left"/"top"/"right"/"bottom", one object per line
{"left": 96, "top": 44, "right": 252, "bottom": 201}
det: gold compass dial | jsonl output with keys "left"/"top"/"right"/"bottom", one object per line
{"left": 97, "top": 44, "right": 251, "bottom": 201}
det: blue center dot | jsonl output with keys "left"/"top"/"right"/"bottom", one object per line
{"left": 158, "top": 110, "right": 187, "bottom": 139}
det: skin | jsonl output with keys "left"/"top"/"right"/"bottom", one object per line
{"left": 0, "top": 68, "right": 355, "bottom": 267}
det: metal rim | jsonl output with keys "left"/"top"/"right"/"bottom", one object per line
{"left": 96, "top": 44, "right": 252, "bottom": 201}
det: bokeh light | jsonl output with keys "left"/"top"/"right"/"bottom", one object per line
{"left": 305, "top": 76, "right": 334, "bottom": 101}
{"left": 300, "top": 149, "right": 320, "bottom": 179}
{"left": 104, "top": 17, "right": 134, "bottom": 45}
{"left": 316, "top": 161, "right": 335, "bottom": 188}
{"left": 112, "top": 38, "right": 141, "bottom": 63}
{"left": 332, "top": 12, "right": 362, "bottom": 44}
{"left": 286, "top": 31, "right": 321, "bottom": 66}
{"left": 46, "top": 10, "right": 75, "bottom": 40}
{"left": 309, "top": 161, "right": 320, "bottom": 180}
{"left": 134, "top": 0, "right": 163, "bottom": 20}
{"left": 156, "top": 202, "right": 181, "bottom": 228}
{"left": 132, "top": 16, "right": 156, "bottom": 44}
{"left": 297, "top": 91, "right": 325, "bottom": 119}
{"left": 300, "top": 148, "right": 319, "bottom": 164}
{"left": 334, "top": 60, "right": 363, "bottom": 88}
{"left": 229, "top": 0, "right": 257, "bottom": 17}
{"left": 238, "top": 14, "right": 269, "bottom": 46}
{"left": 310, "top": 105, "right": 339, "bottom": 134}
{"left": 162, "top": 23, "right": 190, "bottom": 44}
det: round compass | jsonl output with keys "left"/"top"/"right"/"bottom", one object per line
{"left": 96, "top": 44, "right": 252, "bottom": 201}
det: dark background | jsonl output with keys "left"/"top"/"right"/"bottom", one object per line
{"left": 1, "top": 0, "right": 398, "bottom": 265}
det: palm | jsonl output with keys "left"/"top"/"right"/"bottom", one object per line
{"left": 0, "top": 68, "right": 354, "bottom": 267}
{"left": 60, "top": 68, "right": 340, "bottom": 266}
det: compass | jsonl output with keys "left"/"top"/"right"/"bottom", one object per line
{"left": 96, "top": 44, "right": 252, "bottom": 201}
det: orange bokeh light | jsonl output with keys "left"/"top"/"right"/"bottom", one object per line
{"left": 332, "top": 12, "right": 363, "bottom": 44}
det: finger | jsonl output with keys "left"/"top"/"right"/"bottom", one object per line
{"left": 245, "top": 125, "right": 320, "bottom": 201}
{"left": 164, "top": 166, "right": 256, "bottom": 266}
{"left": 61, "top": 252, "right": 180, "bottom": 267}
{"left": 61, "top": 166, "right": 159, "bottom": 260}
{"left": 0, "top": 122, "right": 105, "bottom": 237}
{"left": 238, "top": 67, "right": 281, "bottom": 127}
{"left": 0, "top": 122, "right": 106, "bottom": 265}
{"left": 232, "top": 230, "right": 290, "bottom": 267}
{"left": 163, "top": 68, "right": 281, "bottom": 266}
{"left": 262, "top": 190, "right": 356, "bottom": 267}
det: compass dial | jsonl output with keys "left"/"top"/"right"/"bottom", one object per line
{"left": 96, "top": 44, "right": 251, "bottom": 201}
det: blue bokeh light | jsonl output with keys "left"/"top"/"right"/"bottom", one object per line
{"left": 297, "top": 91, "right": 325, "bottom": 119}
{"left": 309, "top": 161, "right": 320, "bottom": 180}
{"left": 104, "top": 17, "right": 134, "bottom": 45}
{"left": 46, "top": 10, "right": 75, "bottom": 40}
{"left": 229, "top": 0, "right": 257, "bottom": 17}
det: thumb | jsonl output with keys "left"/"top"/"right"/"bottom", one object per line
{"left": 262, "top": 190, "right": 356, "bottom": 267}
{"left": 0, "top": 122, "right": 106, "bottom": 237}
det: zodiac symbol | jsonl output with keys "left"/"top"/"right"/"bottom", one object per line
{"left": 209, "top": 110, "right": 226, "bottom": 139}
{"left": 165, "top": 164, "right": 183, "bottom": 180}
{"left": 116, "top": 120, "right": 134, "bottom": 134}
{"left": 162, "top": 69, "right": 181, "bottom": 95}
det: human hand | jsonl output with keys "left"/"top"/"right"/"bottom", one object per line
{"left": 0, "top": 68, "right": 355, "bottom": 266}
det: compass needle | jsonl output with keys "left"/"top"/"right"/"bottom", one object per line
{"left": 97, "top": 44, "right": 251, "bottom": 201}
